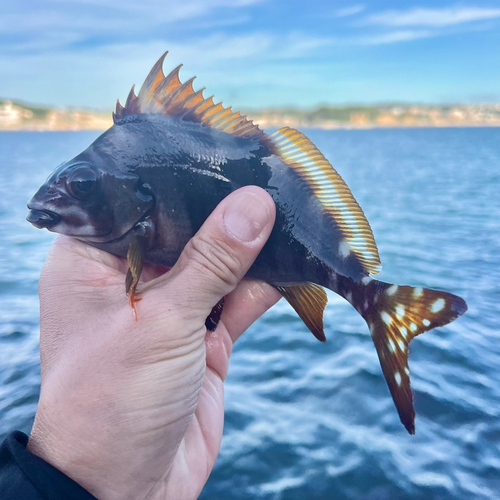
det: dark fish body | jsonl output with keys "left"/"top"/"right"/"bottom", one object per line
{"left": 67, "top": 114, "right": 336, "bottom": 289}
{"left": 27, "top": 53, "right": 467, "bottom": 434}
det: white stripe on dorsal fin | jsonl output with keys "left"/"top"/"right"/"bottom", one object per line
{"left": 113, "top": 51, "right": 264, "bottom": 142}
{"left": 268, "top": 127, "right": 382, "bottom": 276}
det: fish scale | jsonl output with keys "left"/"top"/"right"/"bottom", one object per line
{"left": 26, "top": 52, "right": 467, "bottom": 434}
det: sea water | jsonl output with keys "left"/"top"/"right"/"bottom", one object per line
{"left": 0, "top": 128, "right": 498, "bottom": 499}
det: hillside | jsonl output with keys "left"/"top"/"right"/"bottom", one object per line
{"left": 0, "top": 101, "right": 112, "bottom": 131}
{"left": 249, "top": 104, "right": 500, "bottom": 129}
{"left": 1, "top": 100, "right": 500, "bottom": 131}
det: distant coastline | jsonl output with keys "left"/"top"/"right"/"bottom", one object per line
{"left": 1, "top": 99, "right": 500, "bottom": 131}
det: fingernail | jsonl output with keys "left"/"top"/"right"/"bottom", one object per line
{"left": 223, "top": 192, "right": 270, "bottom": 242}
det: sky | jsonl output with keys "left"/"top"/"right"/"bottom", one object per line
{"left": 2, "top": 0, "right": 500, "bottom": 110}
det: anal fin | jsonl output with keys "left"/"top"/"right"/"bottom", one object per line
{"left": 275, "top": 283, "right": 328, "bottom": 342}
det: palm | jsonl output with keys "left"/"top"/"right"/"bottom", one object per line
{"left": 163, "top": 284, "right": 280, "bottom": 499}
{"left": 163, "top": 365, "right": 225, "bottom": 498}
{"left": 36, "top": 236, "right": 280, "bottom": 500}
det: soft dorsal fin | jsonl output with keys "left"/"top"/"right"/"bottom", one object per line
{"left": 268, "top": 127, "right": 381, "bottom": 276}
{"left": 113, "top": 51, "right": 264, "bottom": 141}
{"left": 275, "top": 283, "right": 328, "bottom": 342}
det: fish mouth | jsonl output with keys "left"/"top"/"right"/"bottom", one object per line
{"left": 26, "top": 208, "right": 61, "bottom": 228}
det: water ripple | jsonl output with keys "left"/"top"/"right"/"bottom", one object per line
{"left": 0, "top": 129, "right": 498, "bottom": 499}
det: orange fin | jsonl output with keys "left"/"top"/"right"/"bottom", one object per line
{"left": 125, "top": 235, "right": 146, "bottom": 321}
{"left": 267, "top": 127, "right": 381, "bottom": 277}
{"left": 361, "top": 281, "right": 467, "bottom": 434}
{"left": 113, "top": 51, "right": 264, "bottom": 141}
{"left": 127, "top": 287, "right": 142, "bottom": 322}
{"left": 275, "top": 283, "right": 328, "bottom": 342}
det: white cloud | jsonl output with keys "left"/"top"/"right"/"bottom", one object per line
{"left": 49, "top": 0, "right": 264, "bottom": 18}
{"left": 0, "top": 32, "right": 335, "bottom": 109}
{"left": 336, "top": 5, "right": 365, "bottom": 18}
{"left": 363, "top": 6, "right": 500, "bottom": 27}
{"left": 1, "top": 1, "right": 497, "bottom": 109}
{"left": 355, "top": 30, "right": 434, "bottom": 45}
{"left": 68, "top": 0, "right": 266, "bottom": 24}
{"left": 0, "top": 0, "right": 266, "bottom": 47}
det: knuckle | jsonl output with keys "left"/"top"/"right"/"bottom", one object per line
{"left": 184, "top": 233, "right": 243, "bottom": 290}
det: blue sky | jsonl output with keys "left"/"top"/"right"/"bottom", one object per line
{"left": 2, "top": 0, "right": 500, "bottom": 110}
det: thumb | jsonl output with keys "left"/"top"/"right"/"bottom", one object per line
{"left": 165, "top": 186, "right": 276, "bottom": 313}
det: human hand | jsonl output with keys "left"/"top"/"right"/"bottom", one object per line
{"left": 27, "top": 186, "right": 280, "bottom": 500}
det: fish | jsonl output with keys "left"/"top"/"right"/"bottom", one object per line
{"left": 26, "top": 52, "right": 467, "bottom": 434}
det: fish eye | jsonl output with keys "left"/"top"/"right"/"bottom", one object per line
{"left": 66, "top": 166, "right": 97, "bottom": 199}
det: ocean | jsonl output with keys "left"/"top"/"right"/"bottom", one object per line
{"left": 0, "top": 128, "right": 498, "bottom": 499}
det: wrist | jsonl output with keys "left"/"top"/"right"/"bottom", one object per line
{"left": 27, "top": 400, "right": 123, "bottom": 500}
{"left": 27, "top": 332, "right": 205, "bottom": 500}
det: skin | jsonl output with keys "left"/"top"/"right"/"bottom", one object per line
{"left": 27, "top": 187, "right": 281, "bottom": 500}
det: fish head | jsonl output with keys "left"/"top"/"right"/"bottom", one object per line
{"left": 27, "top": 153, "right": 155, "bottom": 243}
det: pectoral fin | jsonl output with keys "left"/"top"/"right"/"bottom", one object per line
{"left": 275, "top": 283, "right": 328, "bottom": 342}
{"left": 126, "top": 235, "right": 147, "bottom": 321}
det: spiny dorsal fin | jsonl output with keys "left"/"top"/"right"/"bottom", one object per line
{"left": 361, "top": 281, "right": 467, "bottom": 433}
{"left": 275, "top": 283, "right": 328, "bottom": 342}
{"left": 113, "top": 51, "right": 264, "bottom": 141}
{"left": 268, "top": 127, "right": 381, "bottom": 277}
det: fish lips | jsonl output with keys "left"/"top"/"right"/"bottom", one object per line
{"left": 26, "top": 208, "right": 61, "bottom": 229}
{"left": 26, "top": 203, "right": 153, "bottom": 243}
{"left": 26, "top": 205, "right": 110, "bottom": 239}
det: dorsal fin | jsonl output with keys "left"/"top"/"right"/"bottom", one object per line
{"left": 268, "top": 127, "right": 381, "bottom": 276}
{"left": 113, "top": 51, "right": 264, "bottom": 141}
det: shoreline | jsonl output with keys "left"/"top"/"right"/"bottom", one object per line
{"left": 2, "top": 100, "right": 500, "bottom": 132}
{"left": 1, "top": 122, "right": 499, "bottom": 132}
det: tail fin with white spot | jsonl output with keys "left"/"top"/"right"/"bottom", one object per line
{"left": 357, "top": 280, "right": 467, "bottom": 434}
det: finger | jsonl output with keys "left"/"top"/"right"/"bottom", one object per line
{"left": 204, "top": 281, "right": 281, "bottom": 382}
{"left": 221, "top": 280, "right": 282, "bottom": 344}
{"left": 152, "top": 186, "right": 276, "bottom": 316}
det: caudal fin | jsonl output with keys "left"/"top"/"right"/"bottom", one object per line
{"left": 361, "top": 281, "right": 467, "bottom": 434}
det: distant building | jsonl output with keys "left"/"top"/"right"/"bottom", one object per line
{"left": 0, "top": 102, "right": 33, "bottom": 128}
